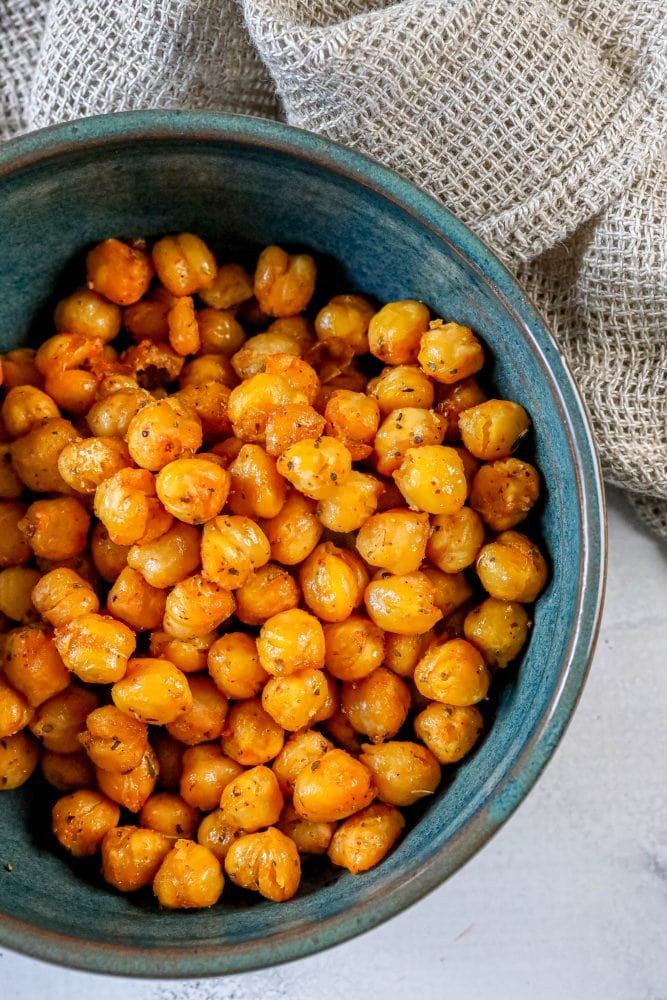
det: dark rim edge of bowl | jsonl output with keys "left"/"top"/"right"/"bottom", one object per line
{"left": 0, "top": 110, "right": 607, "bottom": 979}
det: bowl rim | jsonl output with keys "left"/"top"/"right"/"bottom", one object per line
{"left": 0, "top": 109, "right": 606, "bottom": 978}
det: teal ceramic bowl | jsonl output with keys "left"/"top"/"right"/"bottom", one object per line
{"left": 0, "top": 111, "right": 605, "bottom": 977}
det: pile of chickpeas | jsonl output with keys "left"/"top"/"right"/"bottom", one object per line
{"left": 0, "top": 234, "right": 546, "bottom": 908}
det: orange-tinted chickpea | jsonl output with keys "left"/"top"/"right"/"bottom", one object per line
{"left": 315, "top": 294, "right": 375, "bottom": 355}
{"left": 176, "top": 381, "right": 231, "bottom": 438}
{"left": 414, "top": 638, "right": 491, "bottom": 705}
{"left": 419, "top": 565, "right": 473, "bottom": 617}
{"left": 54, "top": 613, "right": 136, "bottom": 684}
{"left": 52, "top": 788, "right": 120, "bottom": 855}
{"left": 29, "top": 684, "right": 99, "bottom": 753}
{"left": 227, "top": 372, "right": 307, "bottom": 443}
{"left": 196, "top": 811, "right": 246, "bottom": 862}
{"left": 102, "top": 825, "right": 171, "bottom": 892}
{"left": 111, "top": 658, "right": 192, "bottom": 725}
{"left": 383, "top": 630, "right": 434, "bottom": 678}
{"left": 328, "top": 803, "right": 405, "bottom": 874}
{"left": 221, "top": 698, "right": 284, "bottom": 766}
{"left": 293, "top": 748, "right": 374, "bottom": 823}
{"left": 310, "top": 670, "right": 339, "bottom": 725}
{"left": 224, "top": 827, "right": 300, "bottom": 902}
{"left": 436, "top": 376, "right": 487, "bottom": 440}
{"left": 90, "top": 523, "right": 130, "bottom": 582}
{"left": 200, "top": 515, "right": 269, "bottom": 591}
{"left": 194, "top": 306, "right": 245, "bottom": 356}
{"left": 463, "top": 597, "right": 530, "bottom": 667}
{"left": 122, "top": 340, "right": 185, "bottom": 389}
{"left": 163, "top": 573, "right": 236, "bottom": 640}
{"left": 19, "top": 497, "right": 90, "bottom": 561}
{"left": 199, "top": 262, "right": 254, "bottom": 310}
{"left": 297, "top": 542, "right": 359, "bottom": 623}
{"left": 180, "top": 354, "right": 238, "bottom": 392}
{"left": 35, "top": 551, "right": 100, "bottom": 590}
{"left": 364, "top": 571, "right": 442, "bottom": 634}
{"left": 86, "top": 386, "right": 151, "bottom": 438}
{"left": 476, "top": 531, "right": 548, "bottom": 602}
{"left": 277, "top": 436, "right": 352, "bottom": 500}
{"left": 79, "top": 704, "right": 148, "bottom": 773}
{"left": 1, "top": 385, "right": 59, "bottom": 438}
{"left": 127, "top": 522, "right": 201, "bottom": 589}
{"left": 208, "top": 633, "right": 268, "bottom": 700}
{"left": 123, "top": 289, "right": 173, "bottom": 343}
{"left": 232, "top": 332, "right": 303, "bottom": 380}
{"left": 0, "top": 731, "right": 39, "bottom": 789}
{"left": 40, "top": 749, "right": 95, "bottom": 792}
{"left": 360, "top": 741, "right": 441, "bottom": 806}
{"left": 3, "top": 626, "right": 70, "bottom": 706}
{"left": 153, "top": 838, "right": 224, "bottom": 908}
{"left": 166, "top": 675, "right": 228, "bottom": 745}
{"left": 1, "top": 348, "right": 40, "bottom": 389}
{"left": 279, "top": 803, "right": 335, "bottom": 856}
{"left": 418, "top": 320, "right": 484, "bottom": 384}
{"left": 414, "top": 703, "right": 484, "bottom": 763}
{"left": 323, "top": 615, "right": 385, "bottom": 682}
{"left": 356, "top": 510, "right": 430, "bottom": 575}
{"left": 152, "top": 730, "right": 185, "bottom": 792}
{"left": 0, "top": 676, "right": 34, "bottom": 738}
{"left": 322, "top": 707, "right": 363, "bottom": 755}
{"left": 219, "top": 765, "right": 283, "bottom": 832}
{"left": 179, "top": 744, "right": 243, "bottom": 810}
{"left": 156, "top": 457, "right": 230, "bottom": 524}
{"left": 235, "top": 563, "right": 300, "bottom": 626}
{"left": 54, "top": 287, "right": 121, "bottom": 342}
{"left": 254, "top": 245, "right": 316, "bottom": 317}
{"left": 316, "top": 471, "right": 383, "bottom": 533}
{"left": 259, "top": 491, "right": 323, "bottom": 565}
{"left": 227, "top": 444, "right": 287, "bottom": 520}
{"left": 262, "top": 668, "right": 329, "bottom": 731}
{"left": 324, "top": 390, "right": 380, "bottom": 460}
{"left": 0, "top": 502, "right": 31, "bottom": 567}
{"left": 94, "top": 468, "right": 172, "bottom": 547}
{"left": 470, "top": 458, "right": 540, "bottom": 531}
{"left": 0, "top": 566, "right": 41, "bottom": 622}
{"left": 264, "top": 403, "right": 326, "bottom": 458}
{"left": 86, "top": 238, "right": 153, "bottom": 305}
{"left": 152, "top": 233, "right": 217, "bottom": 296}
{"left": 167, "top": 296, "right": 200, "bottom": 356}
{"left": 107, "top": 566, "right": 167, "bottom": 632}
{"left": 393, "top": 445, "right": 467, "bottom": 515}
{"left": 34, "top": 333, "right": 108, "bottom": 415}
{"left": 257, "top": 608, "right": 325, "bottom": 676}
{"left": 368, "top": 300, "right": 430, "bottom": 365}
{"left": 374, "top": 407, "right": 445, "bottom": 476}
{"left": 140, "top": 793, "right": 200, "bottom": 840}
{"left": 368, "top": 365, "right": 435, "bottom": 414}
{"left": 264, "top": 354, "right": 319, "bottom": 405}
{"left": 265, "top": 315, "right": 314, "bottom": 349}
{"left": 96, "top": 745, "right": 159, "bottom": 812}
{"left": 271, "top": 729, "right": 333, "bottom": 796}
{"left": 0, "top": 443, "right": 23, "bottom": 499}
{"left": 57, "top": 436, "right": 131, "bottom": 494}
{"left": 427, "top": 507, "right": 485, "bottom": 572}
{"left": 458, "top": 399, "right": 530, "bottom": 460}
{"left": 126, "top": 397, "right": 202, "bottom": 471}
{"left": 11, "top": 417, "right": 80, "bottom": 493}
{"left": 149, "top": 631, "right": 216, "bottom": 674}
{"left": 341, "top": 667, "right": 410, "bottom": 744}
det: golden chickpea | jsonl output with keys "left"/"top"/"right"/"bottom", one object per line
{"left": 355, "top": 510, "right": 429, "bottom": 576}
{"left": 427, "top": 507, "right": 485, "bottom": 573}
{"left": 1, "top": 385, "right": 59, "bottom": 438}
{"left": 153, "top": 838, "right": 224, "bottom": 908}
{"left": 0, "top": 566, "right": 41, "bottom": 622}
{"left": 180, "top": 743, "right": 243, "bottom": 810}
{"left": 392, "top": 445, "right": 467, "bottom": 516}
{"left": 360, "top": 741, "right": 440, "bottom": 806}
{"left": 417, "top": 320, "right": 484, "bottom": 384}
{"left": 196, "top": 811, "right": 246, "bottom": 862}
{"left": 322, "top": 615, "right": 385, "bottom": 682}
{"left": 111, "top": 658, "right": 192, "bottom": 725}
{"left": 414, "top": 703, "right": 484, "bottom": 764}
{"left": 123, "top": 289, "right": 173, "bottom": 343}
{"left": 2, "top": 348, "right": 40, "bottom": 390}
{"left": 200, "top": 515, "right": 270, "bottom": 590}
{"left": 195, "top": 307, "right": 245, "bottom": 357}
{"left": 322, "top": 707, "right": 362, "bottom": 754}
{"left": 232, "top": 332, "right": 303, "bottom": 381}
{"left": 11, "top": 417, "right": 81, "bottom": 493}
{"left": 97, "top": 372, "right": 142, "bottom": 396}
{"left": 0, "top": 443, "right": 23, "bottom": 499}
{"left": 265, "top": 315, "right": 314, "bottom": 349}
{"left": 54, "top": 613, "right": 136, "bottom": 684}
{"left": 122, "top": 340, "right": 185, "bottom": 389}
{"left": 235, "top": 563, "right": 300, "bottom": 626}
{"left": 463, "top": 597, "right": 530, "bottom": 667}
{"left": 107, "top": 566, "right": 167, "bottom": 632}
{"left": 156, "top": 456, "right": 230, "bottom": 524}
{"left": 262, "top": 668, "right": 329, "bottom": 731}
{"left": 271, "top": 729, "right": 333, "bottom": 796}
{"left": 163, "top": 573, "right": 236, "bottom": 640}
{"left": 96, "top": 745, "right": 159, "bottom": 812}
{"left": 57, "top": 437, "right": 131, "bottom": 494}
{"left": 341, "top": 667, "right": 411, "bottom": 744}
{"left": 0, "top": 502, "right": 31, "bottom": 567}
{"left": 151, "top": 730, "right": 185, "bottom": 792}
{"left": 368, "top": 365, "right": 435, "bottom": 414}
{"left": 149, "top": 630, "right": 215, "bottom": 674}
{"left": 208, "top": 633, "right": 268, "bottom": 700}
{"left": 364, "top": 571, "right": 442, "bottom": 634}
{"left": 165, "top": 296, "right": 199, "bottom": 356}
{"left": 40, "top": 749, "right": 95, "bottom": 792}
{"left": 126, "top": 522, "right": 201, "bottom": 589}
{"left": 0, "top": 731, "right": 39, "bottom": 790}
{"left": 257, "top": 608, "right": 325, "bottom": 676}
{"left": 374, "top": 407, "right": 445, "bottom": 476}
{"left": 382, "top": 630, "right": 431, "bottom": 678}
{"left": 265, "top": 354, "right": 320, "bottom": 405}
{"left": 86, "top": 238, "right": 153, "bottom": 305}
{"left": 476, "top": 530, "right": 548, "bottom": 602}
{"left": 436, "top": 376, "right": 487, "bottom": 440}
{"left": 264, "top": 403, "right": 326, "bottom": 458}
{"left": 310, "top": 670, "right": 339, "bottom": 724}
{"left": 293, "top": 748, "right": 374, "bottom": 823}
{"left": 52, "top": 788, "right": 120, "bottom": 855}
{"left": 314, "top": 294, "right": 375, "bottom": 355}
{"left": 259, "top": 491, "right": 323, "bottom": 565}
{"left": 414, "top": 638, "right": 491, "bottom": 705}
{"left": 458, "top": 399, "right": 531, "bottom": 461}
{"left": 152, "top": 233, "right": 217, "bottom": 296}
{"left": 102, "top": 825, "right": 171, "bottom": 892}
{"left": 328, "top": 802, "right": 405, "bottom": 874}
{"left": 199, "top": 262, "right": 253, "bottom": 310}
{"left": 29, "top": 684, "right": 99, "bottom": 753}
{"left": 254, "top": 245, "right": 316, "bottom": 317}
{"left": 314, "top": 364, "right": 369, "bottom": 410}
{"left": 34, "top": 331, "right": 107, "bottom": 412}
{"left": 18, "top": 497, "right": 90, "bottom": 561}
{"left": 90, "top": 523, "right": 130, "bottom": 583}
{"left": 86, "top": 386, "right": 151, "bottom": 438}
{"left": 3, "top": 626, "right": 70, "bottom": 706}
{"left": 35, "top": 552, "right": 100, "bottom": 591}
{"left": 225, "top": 827, "right": 300, "bottom": 901}
{"left": 179, "top": 354, "right": 236, "bottom": 391}
{"left": 368, "top": 300, "right": 430, "bottom": 364}
{"left": 54, "top": 287, "right": 121, "bottom": 342}
{"left": 420, "top": 565, "right": 473, "bottom": 617}
{"left": 227, "top": 444, "right": 287, "bottom": 520}
{"left": 176, "top": 381, "right": 232, "bottom": 439}
{"left": 126, "top": 397, "right": 202, "bottom": 472}
{"left": 140, "top": 793, "right": 200, "bottom": 840}
{"left": 166, "top": 674, "right": 228, "bottom": 745}
{"left": 228, "top": 372, "right": 307, "bottom": 443}
{"left": 324, "top": 390, "right": 380, "bottom": 461}
{"left": 219, "top": 765, "right": 284, "bottom": 832}
{"left": 279, "top": 803, "right": 335, "bottom": 855}
{"left": 316, "top": 471, "right": 382, "bottom": 533}
{"left": 276, "top": 436, "right": 352, "bottom": 500}
{"left": 470, "top": 458, "right": 540, "bottom": 531}
{"left": 297, "top": 542, "right": 359, "bottom": 623}
{"left": 79, "top": 705, "right": 148, "bottom": 773}
{"left": 94, "top": 468, "right": 173, "bottom": 547}
{"left": 221, "top": 698, "right": 284, "bottom": 766}
{"left": 0, "top": 676, "right": 34, "bottom": 738}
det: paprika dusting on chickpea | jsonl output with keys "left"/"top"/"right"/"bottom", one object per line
{"left": 0, "top": 233, "right": 549, "bottom": 908}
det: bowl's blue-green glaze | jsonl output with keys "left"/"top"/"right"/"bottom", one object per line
{"left": 0, "top": 111, "right": 605, "bottom": 977}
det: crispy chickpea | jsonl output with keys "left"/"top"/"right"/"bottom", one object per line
{"left": 156, "top": 457, "right": 230, "bottom": 524}
{"left": 86, "top": 238, "right": 153, "bottom": 305}
{"left": 420, "top": 565, "right": 473, "bottom": 617}
{"left": 310, "top": 670, "right": 339, "bottom": 724}
{"left": 40, "top": 749, "right": 95, "bottom": 792}
{"left": 368, "top": 300, "right": 430, "bottom": 364}
{"left": 29, "top": 684, "right": 98, "bottom": 753}
{"left": 166, "top": 675, "right": 228, "bottom": 745}
{"left": 180, "top": 353, "right": 237, "bottom": 390}
{"left": 166, "top": 295, "right": 200, "bottom": 356}
{"left": 383, "top": 630, "right": 433, "bottom": 679}
{"left": 0, "top": 443, "right": 23, "bottom": 499}
{"left": 418, "top": 320, "right": 484, "bottom": 384}
{"left": 329, "top": 803, "right": 404, "bottom": 874}
{"left": 264, "top": 403, "right": 326, "bottom": 458}
{"left": 436, "top": 376, "right": 487, "bottom": 440}
{"left": 97, "top": 372, "right": 141, "bottom": 396}
{"left": 279, "top": 803, "right": 335, "bottom": 855}
{"left": 458, "top": 399, "right": 530, "bottom": 460}
{"left": 196, "top": 811, "right": 246, "bottom": 862}
{"left": 359, "top": 741, "right": 441, "bottom": 806}
{"left": 0, "top": 503, "right": 32, "bottom": 567}
{"left": 86, "top": 386, "right": 151, "bottom": 438}
{"left": 257, "top": 608, "right": 325, "bottom": 676}
{"left": 227, "top": 444, "right": 287, "bottom": 520}
{"left": 57, "top": 436, "right": 131, "bottom": 494}
{"left": 79, "top": 705, "right": 148, "bottom": 773}
{"left": 52, "top": 788, "right": 120, "bottom": 855}
{"left": 296, "top": 542, "right": 358, "bottom": 623}
{"left": 293, "top": 748, "right": 374, "bottom": 823}
{"left": 232, "top": 332, "right": 303, "bottom": 380}
{"left": 265, "top": 314, "right": 314, "bottom": 348}
{"left": 219, "top": 765, "right": 284, "bottom": 832}
{"left": 368, "top": 364, "right": 435, "bottom": 414}
{"left": 34, "top": 333, "right": 108, "bottom": 415}
{"left": 228, "top": 372, "right": 307, "bottom": 443}
{"left": 107, "top": 566, "right": 167, "bottom": 632}
{"left": 470, "top": 458, "right": 540, "bottom": 531}
{"left": 254, "top": 245, "right": 316, "bottom": 317}
{"left": 314, "top": 365, "right": 369, "bottom": 411}
{"left": 94, "top": 468, "right": 173, "bottom": 547}
{"left": 111, "top": 658, "right": 192, "bottom": 725}
{"left": 90, "top": 523, "right": 130, "bottom": 582}
{"left": 0, "top": 676, "right": 34, "bottom": 738}
{"left": 314, "top": 294, "right": 375, "bottom": 355}
{"left": 102, "top": 825, "right": 171, "bottom": 892}
{"left": 235, "top": 563, "right": 300, "bottom": 626}
{"left": 1, "top": 385, "right": 59, "bottom": 438}
{"left": 122, "top": 340, "right": 185, "bottom": 389}
{"left": 123, "top": 289, "right": 173, "bottom": 343}
{"left": 364, "top": 571, "right": 442, "bottom": 634}
{"left": 152, "top": 233, "right": 217, "bottom": 296}
{"left": 414, "top": 703, "right": 484, "bottom": 764}
{"left": 208, "top": 633, "right": 268, "bottom": 700}
{"left": 96, "top": 744, "right": 159, "bottom": 812}
{"left": 341, "top": 667, "right": 411, "bottom": 744}
{"left": 199, "top": 262, "right": 253, "bottom": 310}
{"left": 324, "top": 390, "right": 380, "bottom": 461}
{"left": 221, "top": 698, "right": 284, "bottom": 766}
{"left": 149, "top": 631, "right": 215, "bottom": 674}
{"left": 0, "top": 731, "right": 39, "bottom": 790}
{"left": 463, "top": 597, "right": 530, "bottom": 667}
{"left": 36, "top": 552, "right": 100, "bottom": 590}
{"left": 264, "top": 355, "right": 319, "bottom": 405}
{"left": 322, "top": 707, "right": 362, "bottom": 754}
{"left": 176, "top": 381, "right": 232, "bottom": 439}
{"left": 322, "top": 615, "right": 385, "bottom": 682}
{"left": 355, "top": 510, "right": 429, "bottom": 576}
{"left": 2, "top": 348, "right": 40, "bottom": 389}
{"left": 54, "top": 613, "right": 136, "bottom": 684}
{"left": 427, "top": 507, "right": 485, "bottom": 573}
{"left": 31, "top": 569, "right": 100, "bottom": 632}
{"left": 3, "top": 627, "right": 69, "bottom": 710}
{"left": 0, "top": 566, "right": 40, "bottom": 622}
{"left": 476, "top": 530, "right": 548, "bottom": 602}
{"left": 259, "top": 491, "right": 323, "bottom": 565}
{"left": 19, "top": 497, "right": 90, "bottom": 561}
{"left": 179, "top": 744, "right": 243, "bottom": 810}
{"left": 393, "top": 445, "right": 467, "bottom": 515}
{"left": 414, "top": 638, "right": 491, "bottom": 705}
{"left": 271, "top": 729, "right": 333, "bottom": 797}
{"left": 11, "top": 417, "right": 81, "bottom": 493}
{"left": 153, "top": 730, "right": 185, "bottom": 791}
{"left": 225, "top": 827, "right": 300, "bottom": 901}
{"left": 127, "top": 523, "right": 201, "bottom": 589}
{"left": 54, "top": 287, "right": 122, "bottom": 342}
{"left": 316, "top": 471, "right": 382, "bottom": 533}
{"left": 262, "top": 668, "right": 329, "bottom": 731}
{"left": 163, "top": 573, "right": 235, "bottom": 639}
{"left": 374, "top": 407, "right": 445, "bottom": 476}
{"left": 126, "top": 397, "right": 202, "bottom": 472}
{"left": 200, "top": 515, "right": 269, "bottom": 590}
{"left": 193, "top": 307, "right": 245, "bottom": 357}
{"left": 153, "top": 838, "right": 224, "bottom": 908}
{"left": 140, "top": 793, "right": 200, "bottom": 839}
{"left": 276, "top": 436, "right": 352, "bottom": 500}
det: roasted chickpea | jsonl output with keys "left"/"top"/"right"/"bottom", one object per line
{"left": 0, "top": 731, "right": 39, "bottom": 790}
{"left": 383, "top": 630, "right": 433, "bottom": 679}
{"left": 277, "top": 436, "right": 352, "bottom": 500}
{"left": 221, "top": 698, "right": 284, "bottom": 766}
{"left": 364, "top": 571, "right": 442, "bottom": 634}
{"left": 226, "top": 444, "right": 287, "bottom": 520}
{"left": 208, "top": 633, "right": 268, "bottom": 700}
{"left": 414, "top": 638, "right": 491, "bottom": 705}
{"left": 355, "top": 510, "right": 429, "bottom": 576}
{"left": 232, "top": 332, "right": 303, "bottom": 380}
{"left": 199, "top": 264, "right": 252, "bottom": 312}
{"left": 200, "top": 515, "right": 270, "bottom": 589}
{"left": 165, "top": 295, "right": 199, "bottom": 356}
{"left": 392, "top": 445, "right": 467, "bottom": 515}
{"left": 322, "top": 615, "right": 385, "bottom": 682}
{"left": 458, "top": 399, "right": 530, "bottom": 461}
{"left": 54, "top": 287, "right": 122, "bottom": 342}
{"left": 163, "top": 574, "right": 236, "bottom": 639}
{"left": 166, "top": 674, "right": 228, "bottom": 745}
{"left": 11, "top": 417, "right": 80, "bottom": 493}
{"left": 315, "top": 471, "right": 381, "bottom": 533}
{"left": 90, "top": 523, "right": 130, "bottom": 583}
{"left": 322, "top": 708, "right": 362, "bottom": 755}
{"left": 122, "top": 340, "right": 184, "bottom": 389}
{"left": 86, "top": 238, "right": 153, "bottom": 305}
{"left": 29, "top": 684, "right": 99, "bottom": 753}
{"left": 149, "top": 631, "right": 215, "bottom": 674}
{"left": 0, "top": 443, "right": 23, "bottom": 499}
{"left": 476, "top": 531, "right": 548, "bottom": 602}
{"left": 152, "top": 730, "right": 186, "bottom": 791}
{"left": 368, "top": 300, "right": 430, "bottom": 364}
{"left": 126, "top": 522, "right": 201, "bottom": 589}
{"left": 79, "top": 704, "right": 149, "bottom": 773}
{"left": 94, "top": 468, "right": 172, "bottom": 547}
{"left": 102, "top": 825, "right": 171, "bottom": 892}
{"left": 18, "top": 497, "right": 90, "bottom": 561}
{"left": 470, "top": 458, "right": 540, "bottom": 531}
{"left": 0, "top": 676, "right": 34, "bottom": 738}
{"left": 235, "top": 563, "right": 300, "bottom": 626}
{"left": 271, "top": 729, "right": 333, "bottom": 796}
{"left": 314, "top": 294, "right": 375, "bottom": 354}
{"left": 427, "top": 507, "right": 485, "bottom": 572}
{"left": 96, "top": 744, "right": 159, "bottom": 812}
{"left": 176, "top": 381, "right": 232, "bottom": 439}
{"left": 52, "top": 788, "right": 120, "bottom": 855}
{"left": 414, "top": 703, "right": 484, "bottom": 763}
{"left": 228, "top": 372, "right": 307, "bottom": 443}
{"left": 3, "top": 626, "right": 70, "bottom": 706}
{"left": 192, "top": 308, "right": 244, "bottom": 358}
{"left": 374, "top": 407, "right": 445, "bottom": 476}
{"left": 54, "top": 613, "right": 136, "bottom": 684}
{"left": 57, "top": 436, "right": 131, "bottom": 494}
{"left": 279, "top": 803, "right": 335, "bottom": 855}
{"left": 293, "top": 748, "right": 374, "bottom": 823}
{"left": 297, "top": 542, "right": 359, "bottom": 623}
{"left": 324, "top": 390, "right": 380, "bottom": 461}
{"left": 2, "top": 348, "right": 40, "bottom": 390}
{"left": 126, "top": 397, "right": 202, "bottom": 472}
{"left": 368, "top": 364, "right": 434, "bottom": 414}
{"left": 153, "top": 838, "right": 224, "bottom": 908}
{"left": 360, "top": 741, "right": 440, "bottom": 806}
{"left": 111, "top": 658, "right": 192, "bottom": 725}
{"left": 107, "top": 566, "right": 167, "bottom": 632}
{"left": 436, "top": 376, "right": 487, "bottom": 440}
{"left": 0, "top": 566, "right": 41, "bottom": 622}
{"left": 152, "top": 233, "right": 217, "bottom": 296}
{"left": 196, "top": 811, "right": 246, "bottom": 862}
{"left": 86, "top": 386, "right": 151, "bottom": 438}
{"left": 0, "top": 502, "right": 30, "bottom": 567}
{"left": 1, "top": 385, "right": 59, "bottom": 438}
{"left": 123, "top": 289, "right": 173, "bottom": 343}
{"left": 219, "top": 765, "right": 284, "bottom": 832}
{"left": 140, "top": 793, "right": 200, "bottom": 840}
{"left": 34, "top": 333, "right": 108, "bottom": 415}
{"left": 341, "top": 667, "right": 411, "bottom": 744}
{"left": 40, "top": 749, "right": 95, "bottom": 792}
{"left": 328, "top": 803, "right": 405, "bottom": 874}
{"left": 225, "top": 827, "right": 300, "bottom": 902}
{"left": 417, "top": 320, "right": 484, "bottom": 384}
{"left": 264, "top": 355, "right": 319, "bottom": 405}
{"left": 257, "top": 608, "right": 325, "bottom": 676}
{"left": 264, "top": 403, "right": 326, "bottom": 458}
{"left": 262, "top": 668, "right": 329, "bottom": 731}
{"left": 419, "top": 565, "right": 473, "bottom": 617}
{"left": 259, "top": 491, "right": 323, "bottom": 565}
{"left": 179, "top": 743, "right": 243, "bottom": 810}
{"left": 463, "top": 597, "right": 530, "bottom": 667}
{"left": 156, "top": 457, "right": 230, "bottom": 524}
{"left": 254, "top": 245, "right": 316, "bottom": 317}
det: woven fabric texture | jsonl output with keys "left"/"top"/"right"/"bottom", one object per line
{"left": 1, "top": 0, "right": 665, "bottom": 534}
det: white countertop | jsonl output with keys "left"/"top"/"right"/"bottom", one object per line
{"left": 2, "top": 488, "right": 666, "bottom": 1000}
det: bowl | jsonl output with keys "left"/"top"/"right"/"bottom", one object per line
{"left": 0, "top": 110, "right": 605, "bottom": 977}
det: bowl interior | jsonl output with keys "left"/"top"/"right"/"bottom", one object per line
{"left": 0, "top": 113, "right": 604, "bottom": 976}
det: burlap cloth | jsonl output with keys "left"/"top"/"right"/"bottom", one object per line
{"left": 1, "top": 0, "right": 665, "bottom": 535}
